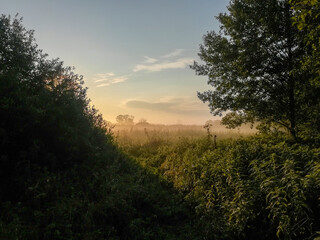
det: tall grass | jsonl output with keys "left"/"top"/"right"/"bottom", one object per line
{"left": 113, "top": 123, "right": 320, "bottom": 240}
{"left": 114, "top": 122, "right": 256, "bottom": 149}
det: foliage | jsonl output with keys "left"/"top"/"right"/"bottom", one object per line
{"left": 0, "top": 147, "right": 202, "bottom": 240}
{"left": 116, "top": 114, "right": 135, "bottom": 125}
{"left": 0, "top": 15, "right": 201, "bottom": 239}
{"left": 126, "top": 132, "right": 320, "bottom": 240}
{"left": 290, "top": 0, "right": 320, "bottom": 138}
{"left": 191, "top": 0, "right": 320, "bottom": 139}
{"left": 0, "top": 14, "right": 111, "bottom": 201}
{"left": 290, "top": 0, "right": 320, "bottom": 76}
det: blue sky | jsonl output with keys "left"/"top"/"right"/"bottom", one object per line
{"left": 1, "top": 0, "right": 230, "bottom": 124}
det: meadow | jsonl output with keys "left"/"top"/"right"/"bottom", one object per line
{"left": 114, "top": 122, "right": 320, "bottom": 240}
{"left": 114, "top": 121, "right": 257, "bottom": 147}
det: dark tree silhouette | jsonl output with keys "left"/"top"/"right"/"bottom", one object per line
{"left": 116, "top": 114, "right": 135, "bottom": 125}
{"left": 0, "top": 14, "right": 111, "bottom": 201}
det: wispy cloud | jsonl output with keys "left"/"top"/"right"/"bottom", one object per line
{"left": 133, "top": 58, "right": 193, "bottom": 72}
{"left": 94, "top": 73, "right": 115, "bottom": 83}
{"left": 94, "top": 72, "right": 128, "bottom": 87}
{"left": 162, "top": 49, "right": 185, "bottom": 58}
{"left": 94, "top": 49, "right": 191, "bottom": 86}
{"left": 143, "top": 56, "right": 158, "bottom": 64}
{"left": 133, "top": 49, "right": 192, "bottom": 73}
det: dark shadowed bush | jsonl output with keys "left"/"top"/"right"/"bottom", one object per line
{"left": 0, "top": 15, "right": 201, "bottom": 239}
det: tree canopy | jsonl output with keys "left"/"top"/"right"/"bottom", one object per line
{"left": 116, "top": 114, "right": 135, "bottom": 125}
{"left": 0, "top": 14, "right": 111, "bottom": 201}
{"left": 192, "top": 0, "right": 320, "bottom": 139}
{"left": 291, "top": 0, "right": 320, "bottom": 76}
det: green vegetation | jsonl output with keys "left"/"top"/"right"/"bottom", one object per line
{"left": 114, "top": 0, "right": 320, "bottom": 237}
{"left": 191, "top": 0, "right": 320, "bottom": 140}
{"left": 2, "top": 0, "right": 320, "bottom": 239}
{"left": 291, "top": 0, "right": 320, "bottom": 82}
{"left": 119, "top": 133, "right": 320, "bottom": 240}
{"left": 0, "top": 15, "right": 201, "bottom": 239}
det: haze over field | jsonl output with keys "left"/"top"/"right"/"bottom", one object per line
{"left": 1, "top": 0, "right": 229, "bottom": 124}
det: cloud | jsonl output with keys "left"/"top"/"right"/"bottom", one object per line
{"left": 162, "top": 49, "right": 185, "bottom": 58}
{"left": 94, "top": 49, "right": 191, "bottom": 87}
{"left": 124, "top": 96, "right": 208, "bottom": 115}
{"left": 93, "top": 72, "right": 128, "bottom": 87}
{"left": 94, "top": 73, "right": 115, "bottom": 83}
{"left": 143, "top": 56, "right": 158, "bottom": 64}
{"left": 133, "top": 58, "right": 193, "bottom": 72}
{"left": 133, "top": 49, "right": 192, "bottom": 73}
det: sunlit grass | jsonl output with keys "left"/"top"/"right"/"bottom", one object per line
{"left": 114, "top": 122, "right": 257, "bottom": 148}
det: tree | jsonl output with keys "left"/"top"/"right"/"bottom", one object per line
{"left": 191, "top": 0, "right": 318, "bottom": 139}
{"left": 136, "top": 118, "right": 150, "bottom": 126}
{"left": 0, "top": 15, "right": 111, "bottom": 201}
{"left": 138, "top": 118, "right": 148, "bottom": 124}
{"left": 116, "top": 114, "right": 135, "bottom": 125}
{"left": 290, "top": 0, "right": 320, "bottom": 137}
{"left": 290, "top": 0, "right": 320, "bottom": 77}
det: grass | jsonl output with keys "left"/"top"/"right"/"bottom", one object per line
{"left": 114, "top": 121, "right": 257, "bottom": 149}
{"left": 113, "top": 125, "right": 320, "bottom": 240}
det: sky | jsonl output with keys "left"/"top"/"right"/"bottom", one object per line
{"left": 1, "top": 0, "right": 230, "bottom": 125}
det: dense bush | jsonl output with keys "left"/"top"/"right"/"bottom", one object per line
{"left": 0, "top": 14, "right": 112, "bottom": 202}
{"left": 129, "top": 134, "right": 320, "bottom": 240}
{"left": 0, "top": 147, "right": 202, "bottom": 239}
